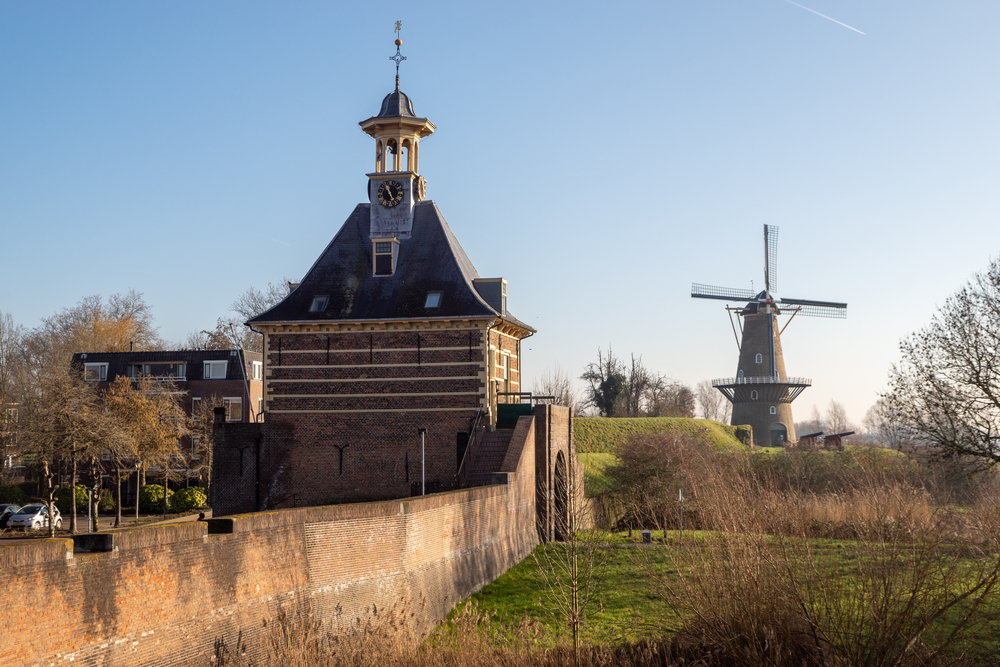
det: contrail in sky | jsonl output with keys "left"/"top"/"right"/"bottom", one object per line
{"left": 783, "top": 0, "right": 866, "bottom": 35}
{"left": 268, "top": 238, "right": 291, "bottom": 247}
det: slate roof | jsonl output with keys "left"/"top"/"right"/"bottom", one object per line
{"left": 70, "top": 350, "right": 263, "bottom": 382}
{"left": 377, "top": 88, "right": 418, "bottom": 119}
{"left": 249, "top": 201, "right": 534, "bottom": 331}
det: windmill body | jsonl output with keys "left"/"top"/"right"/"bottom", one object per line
{"left": 692, "top": 226, "right": 846, "bottom": 447}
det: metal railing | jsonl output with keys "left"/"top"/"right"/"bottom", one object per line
{"left": 712, "top": 376, "right": 812, "bottom": 386}
{"left": 456, "top": 409, "right": 486, "bottom": 484}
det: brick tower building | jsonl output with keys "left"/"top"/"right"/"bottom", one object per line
{"left": 241, "top": 57, "right": 535, "bottom": 505}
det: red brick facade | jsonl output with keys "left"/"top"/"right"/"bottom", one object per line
{"left": 243, "top": 320, "right": 527, "bottom": 506}
{"left": 1, "top": 415, "right": 539, "bottom": 667}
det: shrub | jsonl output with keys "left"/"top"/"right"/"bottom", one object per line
{"left": 56, "top": 484, "right": 88, "bottom": 513}
{"left": 139, "top": 484, "right": 173, "bottom": 514}
{"left": 97, "top": 489, "right": 116, "bottom": 512}
{"left": 169, "top": 487, "right": 207, "bottom": 513}
{"left": 0, "top": 483, "right": 26, "bottom": 505}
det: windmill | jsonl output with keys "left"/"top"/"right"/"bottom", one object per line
{"left": 691, "top": 225, "right": 847, "bottom": 447}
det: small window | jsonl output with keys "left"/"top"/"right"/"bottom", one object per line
{"left": 191, "top": 436, "right": 202, "bottom": 460}
{"left": 738, "top": 370, "right": 744, "bottom": 380}
{"left": 223, "top": 397, "right": 242, "bottom": 422}
{"left": 373, "top": 238, "right": 398, "bottom": 276}
{"left": 755, "top": 353, "right": 762, "bottom": 364}
{"left": 252, "top": 361, "right": 263, "bottom": 381}
{"left": 424, "top": 292, "right": 442, "bottom": 308}
{"left": 84, "top": 363, "right": 108, "bottom": 382}
{"left": 204, "top": 361, "right": 228, "bottom": 379}
{"left": 751, "top": 390, "right": 758, "bottom": 400}
{"left": 770, "top": 406, "right": 777, "bottom": 415}
{"left": 191, "top": 397, "right": 202, "bottom": 421}
{"left": 309, "top": 296, "right": 329, "bottom": 312}
{"left": 176, "top": 363, "right": 186, "bottom": 379}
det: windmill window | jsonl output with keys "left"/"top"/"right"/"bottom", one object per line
{"left": 424, "top": 292, "right": 442, "bottom": 308}
{"left": 309, "top": 296, "right": 329, "bottom": 312}
{"left": 770, "top": 406, "right": 777, "bottom": 415}
{"left": 738, "top": 370, "right": 744, "bottom": 380}
{"left": 751, "top": 390, "right": 758, "bottom": 400}
{"left": 755, "top": 353, "right": 762, "bottom": 364}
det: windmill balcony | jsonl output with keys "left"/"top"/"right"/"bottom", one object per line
{"left": 712, "top": 376, "right": 811, "bottom": 404}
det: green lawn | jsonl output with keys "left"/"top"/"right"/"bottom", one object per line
{"left": 447, "top": 543, "right": 681, "bottom": 645}
{"left": 578, "top": 453, "right": 618, "bottom": 496}
{"left": 442, "top": 535, "right": 1000, "bottom": 661}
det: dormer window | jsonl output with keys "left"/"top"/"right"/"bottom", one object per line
{"left": 373, "top": 238, "right": 399, "bottom": 276}
{"left": 84, "top": 363, "right": 108, "bottom": 382}
{"left": 424, "top": 292, "right": 442, "bottom": 308}
{"left": 309, "top": 296, "right": 329, "bottom": 312}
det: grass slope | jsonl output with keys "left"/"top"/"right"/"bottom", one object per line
{"left": 574, "top": 417, "right": 748, "bottom": 454}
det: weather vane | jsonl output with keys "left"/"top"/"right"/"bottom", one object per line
{"left": 390, "top": 20, "right": 406, "bottom": 89}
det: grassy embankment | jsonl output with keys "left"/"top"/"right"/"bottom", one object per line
{"left": 576, "top": 417, "right": 747, "bottom": 496}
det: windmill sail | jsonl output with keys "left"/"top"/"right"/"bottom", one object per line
{"left": 779, "top": 297, "right": 847, "bottom": 319}
{"left": 691, "top": 283, "right": 757, "bottom": 302}
{"left": 764, "top": 225, "right": 778, "bottom": 294}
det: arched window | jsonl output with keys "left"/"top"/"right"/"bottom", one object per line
{"left": 751, "top": 390, "right": 758, "bottom": 400}
{"left": 770, "top": 406, "right": 777, "bottom": 415}
{"left": 738, "top": 370, "right": 744, "bottom": 380}
{"left": 755, "top": 353, "right": 762, "bottom": 364}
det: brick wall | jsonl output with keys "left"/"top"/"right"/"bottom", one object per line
{"left": 0, "top": 415, "right": 538, "bottom": 667}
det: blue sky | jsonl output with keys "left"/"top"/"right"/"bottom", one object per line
{"left": 3, "top": 1, "right": 999, "bottom": 425}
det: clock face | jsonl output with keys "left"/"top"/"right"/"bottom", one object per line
{"left": 376, "top": 180, "right": 404, "bottom": 208}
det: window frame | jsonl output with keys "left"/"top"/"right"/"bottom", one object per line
{"left": 755, "top": 353, "right": 762, "bottom": 364}
{"left": 424, "top": 291, "right": 442, "bottom": 308}
{"left": 770, "top": 406, "right": 777, "bottom": 415}
{"left": 751, "top": 390, "right": 758, "bottom": 400}
{"left": 372, "top": 237, "right": 399, "bottom": 276}
{"left": 191, "top": 397, "right": 202, "bottom": 421}
{"left": 84, "top": 363, "right": 108, "bottom": 382}
{"left": 223, "top": 397, "right": 243, "bottom": 422}
{"left": 308, "top": 296, "right": 329, "bottom": 313}
{"left": 251, "top": 361, "right": 263, "bottom": 381}
{"left": 204, "top": 361, "right": 228, "bottom": 380}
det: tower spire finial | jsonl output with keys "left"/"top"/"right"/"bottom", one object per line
{"left": 390, "top": 20, "right": 406, "bottom": 91}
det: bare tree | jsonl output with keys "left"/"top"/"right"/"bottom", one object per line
{"left": 31, "top": 290, "right": 163, "bottom": 367}
{"left": 825, "top": 399, "right": 853, "bottom": 434}
{"left": 532, "top": 364, "right": 581, "bottom": 415}
{"left": 696, "top": 380, "right": 731, "bottom": 423}
{"left": 533, "top": 467, "right": 607, "bottom": 666}
{"left": 580, "top": 347, "right": 625, "bottom": 417}
{"left": 883, "top": 258, "right": 1000, "bottom": 467}
{"left": 20, "top": 367, "right": 127, "bottom": 532}
{"left": 185, "top": 281, "right": 292, "bottom": 353}
{"left": 863, "top": 397, "right": 911, "bottom": 450}
{"left": 0, "top": 312, "right": 23, "bottom": 482}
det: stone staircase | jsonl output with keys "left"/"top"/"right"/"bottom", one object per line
{"left": 465, "top": 429, "right": 514, "bottom": 487}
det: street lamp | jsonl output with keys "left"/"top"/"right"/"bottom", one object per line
{"left": 418, "top": 428, "right": 427, "bottom": 495}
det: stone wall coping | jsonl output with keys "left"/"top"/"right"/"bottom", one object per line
{"left": 0, "top": 538, "right": 74, "bottom": 568}
{"left": 209, "top": 483, "right": 509, "bottom": 534}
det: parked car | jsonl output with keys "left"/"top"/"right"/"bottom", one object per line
{"left": 7, "top": 504, "right": 61, "bottom": 531}
{"left": 0, "top": 504, "right": 20, "bottom": 529}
